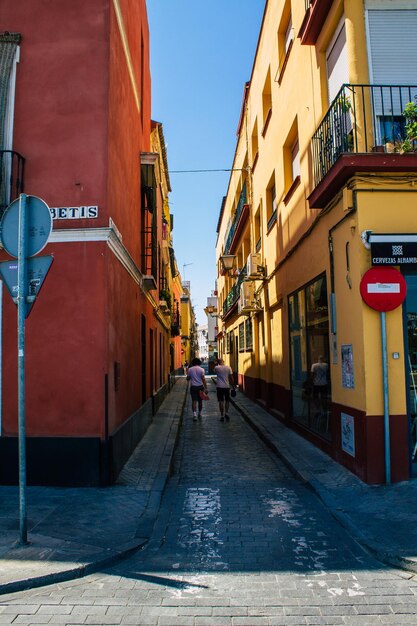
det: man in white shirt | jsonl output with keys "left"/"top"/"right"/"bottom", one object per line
{"left": 187, "top": 357, "right": 208, "bottom": 421}
{"left": 214, "top": 358, "right": 235, "bottom": 422}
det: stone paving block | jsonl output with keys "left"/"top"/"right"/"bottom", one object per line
{"left": 84, "top": 616, "right": 122, "bottom": 625}
{"left": 178, "top": 606, "right": 213, "bottom": 616}
{"left": 380, "top": 616, "right": 417, "bottom": 624}
{"left": 268, "top": 617, "right": 309, "bottom": 625}
{"left": 12, "top": 617, "right": 53, "bottom": 624}
{"left": 195, "top": 617, "right": 232, "bottom": 626}
{"left": 305, "top": 618, "right": 349, "bottom": 625}
{"left": 158, "top": 618, "right": 194, "bottom": 626}
{"left": 37, "top": 605, "right": 73, "bottom": 614}
{"left": 1, "top": 606, "right": 40, "bottom": 614}
{"left": 43, "top": 617, "right": 87, "bottom": 625}
{"left": 231, "top": 618, "right": 270, "bottom": 626}
{"left": 212, "top": 606, "right": 248, "bottom": 617}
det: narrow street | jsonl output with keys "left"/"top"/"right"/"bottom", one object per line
{"left": 1, "top": 381, "right": 417, "bottom": 625}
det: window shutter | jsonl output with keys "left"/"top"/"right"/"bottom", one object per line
{"left": 367, "top": 10, "right": 417, "bottom": 85}
{"left": 326, "top": 22, "right": 348, "bottom": 104}
{"left": 0, "top": 33, "right": 20, "bottom": 150}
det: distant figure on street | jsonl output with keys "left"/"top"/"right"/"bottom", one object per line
{"left": 187, "top": 357, "right": 208, "bottom": 421}
{"left": 183, "top": 360, "right": 189, "bottom": 376}
{"left": 214, "top": 358, "right": 235, "bottom": 421}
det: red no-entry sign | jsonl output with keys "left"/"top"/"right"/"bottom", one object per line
{"left": 360, "top": 267, "right": 407, "bottom": 312}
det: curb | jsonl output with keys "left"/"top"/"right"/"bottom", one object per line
{"left": 0, "top": 540, "right": 144, "bottom": 596}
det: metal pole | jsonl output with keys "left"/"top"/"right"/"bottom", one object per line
{"left": 0, "top": 280, "right": 2, "bottom": 436}
{"left": 381, "top": 311, "right": 391, "bottom": 485}
{"left": 17, "top": 193, "right": 28, "bottom": 544}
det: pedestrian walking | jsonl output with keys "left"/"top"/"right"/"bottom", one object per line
{"left": 187, "top": 357, "right": 208, "bottom": 421}
{"left": 214, "top": 358, "right": 235, "bottom": 421}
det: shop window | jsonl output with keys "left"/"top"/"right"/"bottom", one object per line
{"left": 289, "top": 273, "right": 331, "bottom": 440}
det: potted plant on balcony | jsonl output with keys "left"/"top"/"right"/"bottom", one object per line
{"left": 391, "top": 101, "right": 417, "bottom": 154}
{"left": 159, "top": 288, "right": 172, "bottom": 312}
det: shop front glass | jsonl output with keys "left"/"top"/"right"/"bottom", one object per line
{"left": 289, "top": 274, "right": 331, "bottom": 440}
{"left": 405, "top": 273, "right": 417, "bottom": 474}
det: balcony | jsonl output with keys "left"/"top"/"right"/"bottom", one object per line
{"left": 309, "top": 84, "right": 417, "bottom": 209}
{"left": 0, "top": 150, "right": 25, "bottom": 216}
{"left": 222, "top": 265, "right": 247, "bottom": 319}
{"left": 224, "top": 183, "right": 249, "bottom": 255}
{"left": 299, "top": 0, "right": 334, "bottom": 45}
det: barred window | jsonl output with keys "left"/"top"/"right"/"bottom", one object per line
{"left": 239, "top": 323, "right": 245, "bottom": 352}
{"left": 245, "top": 318, "right": 253, "bottom": 351}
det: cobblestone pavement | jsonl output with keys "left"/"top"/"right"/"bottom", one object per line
{"left": 1, "top": 387, "right": 417, "bottom": 625}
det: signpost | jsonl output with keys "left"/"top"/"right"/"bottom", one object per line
{"left": 360, "top": 267, "right": 407, "bottom": 484}
{"left": 0, "top": 194, "right": 52, "bottom": 544}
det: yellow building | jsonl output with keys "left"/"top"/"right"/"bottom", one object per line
{"left": 216, "top": 0, "right": 417, "bottom": 484}
{"left": 180, "top": 281, "right": 198, "bottom": 366}
{"left": 150, "top": 121, "right": 184, "bottom": 385}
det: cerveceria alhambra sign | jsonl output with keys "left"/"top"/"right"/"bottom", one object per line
{"left": 370, "top": 233, "right": 417, "bottom": 266}
{"left": 49, "top": 205, "right": 98, "bottom": 220}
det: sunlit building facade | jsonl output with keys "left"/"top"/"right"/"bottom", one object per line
{"left": 216, "top": 0, "right": 417, "bottom": 483}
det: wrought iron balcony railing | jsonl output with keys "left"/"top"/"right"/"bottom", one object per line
{"left": 222, "top": 264, "right": 247, "bottom": 317}
{"left": 312, "top": 84, "right": 417, "bottom": 187}
{"left": 224, "top": 182, "right": 247, "bottom": 254}
{"left": 0, "top": 150, "right": 25, "bottom": 216}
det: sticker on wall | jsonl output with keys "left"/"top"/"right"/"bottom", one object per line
{"left": 341, "top": 344, "right": 354, "bottom": 389}
{"left": 341, "top": 412, "right": 355, "bottom": 457}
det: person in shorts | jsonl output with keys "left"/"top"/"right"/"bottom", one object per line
{"left": 214, "top": 358, "right": 235, "bottom": 421}
{"left": 187, "top": 357, "right": 208, "bottom": 421}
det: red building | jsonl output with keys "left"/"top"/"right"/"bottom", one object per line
{"left": 0, "top": 0, "right": 173, "bottom": 485}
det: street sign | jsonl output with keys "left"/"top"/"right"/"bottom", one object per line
{"left": 0, "top": 195, "right": 52, "bottom": 258}
{"left": 0, "top": 255, "right": 54, "bottom": 317}
{"left": 360, "top": 267, "right": 407, "bottom": 312}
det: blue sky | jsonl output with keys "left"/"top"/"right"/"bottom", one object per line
{"left": 147, "top": 1, "right": 265, "bottom": 325}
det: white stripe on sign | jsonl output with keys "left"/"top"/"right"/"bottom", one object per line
{"left": 367, "top": 282, "right": 400, "bottom": 294}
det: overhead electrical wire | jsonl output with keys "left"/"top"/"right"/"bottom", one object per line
{"left": 168, "top": 168, "right": 245, "bottom": 173}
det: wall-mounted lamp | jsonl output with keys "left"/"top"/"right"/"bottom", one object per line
{"left": 220, "top": 254, "right": 236, "bottom": 274}
{"left": 204, "top": 305, "right": 218, "bottom": 317}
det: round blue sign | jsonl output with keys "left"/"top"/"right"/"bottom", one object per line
{"left": 0, "top": 195, "right": 52, "bottom": 258}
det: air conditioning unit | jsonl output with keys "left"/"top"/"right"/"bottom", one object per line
{"left": 246, "top": 252, "right": 264, "bottom": 279}
{"left": 238, "top": 281, "right": 260, "bottom": 315}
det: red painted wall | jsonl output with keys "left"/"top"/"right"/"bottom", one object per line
{"left": 0, "top": 0, "right": 154, "bottom": 446}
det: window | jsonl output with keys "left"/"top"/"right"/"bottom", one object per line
{"left": 277, "top": 1, "right": 293, "bottom": 84}
{"left": 261, "top": 68, "right": 272, "bottom": 136}
{"left": 254, "top": 205, "right": 262, "bottom": 252}
{"left": 291, "top": 139, "right": 301, "bottom": 181}
{"left": 289, "top": 274, "right": 331, "bottom": 440}
{"left": 251, "top": 119, "right": 259, "bottom": 170}
{"left": 239, "top": 323, "right": 245, "bottom": 352}
{"left": 245, "top": 318, "right": 253, "bottom": 351}
{"left": 366, "top": 7, "right": 417, "bottom": 87}
{"left": 266, "top": 173, "right": 277, "bottom": 231}
{"left": 0, "top": 33, "right": 20, "bottom": 212}
{"left": 283, "top": 121, "right": 301, "bottom": 205}
{"left": 140, "top": 153, "right": 158, "bottom": 285}
{"left": 326, "top": 18, "right": 348, "bottom": 105}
